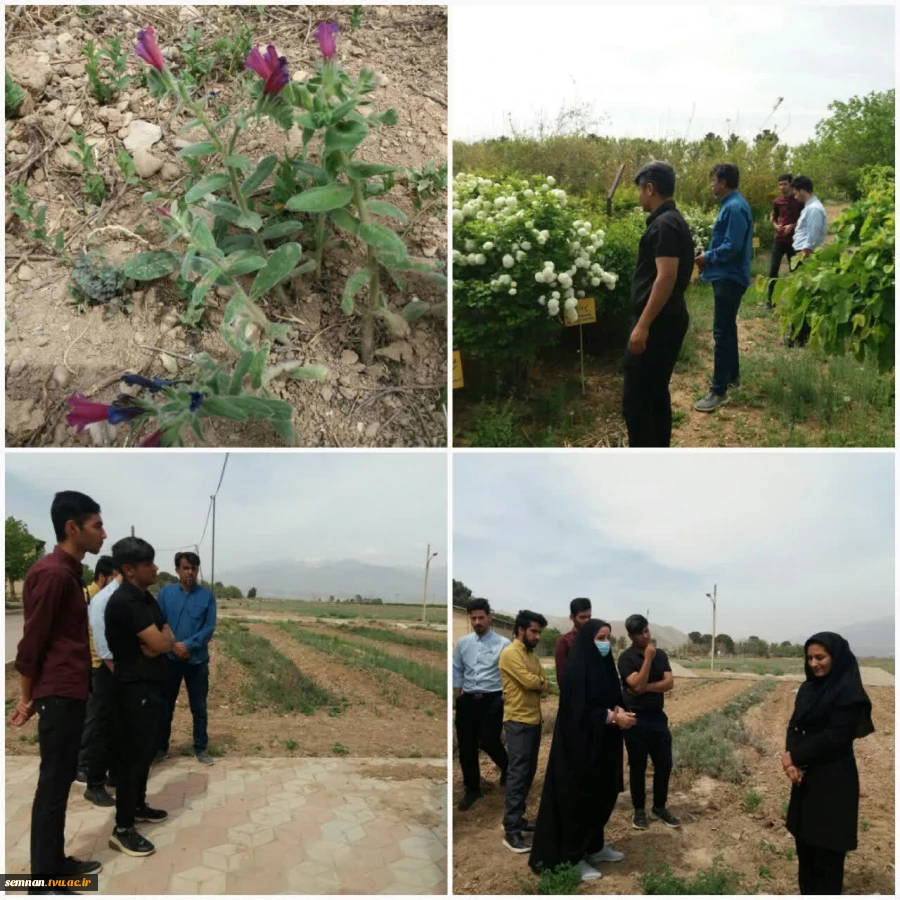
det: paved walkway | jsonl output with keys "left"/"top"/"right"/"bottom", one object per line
{"left": 6, "top": 757, "right": 446, "bottom": 894}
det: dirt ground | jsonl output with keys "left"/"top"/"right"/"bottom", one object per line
{"left": 6, "top": 616, "right": 445, "bottom": 760}
{"left": 452, "top": 678, "right": 895, "bottom": 895}
{"left": 5, "top": 5, "right": 448, "bottom": 448}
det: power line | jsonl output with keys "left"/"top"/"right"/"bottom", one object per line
{"left": 213, "top": 453, "right": 229, "bottom": 497}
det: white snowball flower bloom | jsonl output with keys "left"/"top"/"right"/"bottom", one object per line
{"left": 467, "top": 253, "right": 478, "bottom": 264}
{"left": 502, "top": 254, "right": 514, "bottom": 269}
{"left": 577, "top": 227, "right": 589, "bottom": 237}
{"left": 538, "top": 296, "right": 546, "bottom": 306}
{"left": 543, "top": 261, "right": 555, "bottom": 271}
{"left": 465, "top": 239, "right": 475, "bottom": 252}
{"left": 494, "top": 197, "right": 506, "bottom": 209}
{"left": 515, "top": 251, "right": 526, "bottom": 262}
{"left": 521, "top": 240, "right": 532, "bottom": 250}
{"left": 483, "top": 241, "right": 494, "bottom": 251}
{"left": 577, "top": 291, "right": 586, "bottom": 298}
{"left": 525, "top": 221, "right": 534, "bottom": 229}
{"left": 558, "top": 273, "right": 573, "bottom": 289}
{"left": 509, "top": 288, "right": 517, "bottom": 296}
{"left": 452, "top": 209, "right": 463, "bottom": 224}
{"left": 535, "top": 271, "right": 546, "bottom": 283}
{"left": 565, "top": 307, "right": 579, "bottom": 324}
{"left": 551, "top": 291, "right": 561, "bottom": 300}
{"left": 475, "top": 254, "right": 486, "bottom": 265}
{"left": 547, "top": 176, "right": 557, "bottom": 186}
{"left": 591, "top": 277, "right": 601, "bottom": 287}
{"left": 524, "top": 189, "right": 534, "bottom": 198}
{"left": 476, "top": 211, "right": 487, "bottom": 220}
{"left": 540, "top": 184, "right": 549, "bottom": 192}
{"left": 548, "top": 298, "right": 560, "bottom": 315}
{"left": 564, "top": 297, "right": 578, "bottom": 311}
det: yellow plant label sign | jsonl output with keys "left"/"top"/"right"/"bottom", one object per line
{"left": 564, "top": 297, "right": 597, "bottom": 327}
{"left": 452, "top": 350, "right": 464, "bottom": 389}
{"left": 752, "top": 236, "right": 760, "bottom": 249}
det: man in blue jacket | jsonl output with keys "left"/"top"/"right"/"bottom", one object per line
{"left": 694, "top": 163, "right": 754, "bottom": 412}
{"left": 155, "top": 552, "right": 216, "bottom": 765}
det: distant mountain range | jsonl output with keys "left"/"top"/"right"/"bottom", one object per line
{"left": 217, "top": 558, "right": 448, "bottom": 603}
{"left": 793, "top": 616, "right": 895, "bottom": 658}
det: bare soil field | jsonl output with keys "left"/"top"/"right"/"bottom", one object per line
{"left": 5, "top": 5, "right": 448, "bottom": 448}
{"left": 452, "top": 678, "right": 894, "bottom": 895}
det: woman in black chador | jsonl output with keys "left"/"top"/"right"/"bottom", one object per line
{"left": 528, "top": 619, "right": 636, "bottom": 882}
{"left": 783, "top": 632, "right": 874, "bottom": 895}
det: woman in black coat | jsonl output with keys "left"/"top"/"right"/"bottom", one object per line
{"left": 528, "top": 619, "right": 636, "bottom": 881}
{"left": 783, "top": 632, "right": 874, "bottom": 895}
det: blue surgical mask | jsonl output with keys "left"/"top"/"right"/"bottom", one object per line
{"left": 596, "top": 641, "right": 611, "bottom": 657}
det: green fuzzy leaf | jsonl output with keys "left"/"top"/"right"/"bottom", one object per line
{"left": 324, "top": 119, "right": 368, "bottom": 153}
{"left": 402, "top": 298, "right": 431, "bottom": 323}
{"left": 359, "top": 221, "right": 407, "bottom": 258}
{"left": 235, "top": 211, "right": 263, "bottom": 232}
{"left": 376, "top": 308, "right": 411, "bottom": 337}
{"left": 289, "top": 259, "right": 316, "bottom": 278}
{"left": 263, "top": 361, "right": 329, "bottom": 383}
{"left": 295, "top": 162, "right": 328, "bottom": 184}
{"left": 250, "top": 242, "right": 303, "bottom": 300}
{"left": 185, "top": 175, "right": 232, "bottom": 203}
{"left": 329, "top": 208, "right": 360, "bottom": 236}
{"left": 225, "top": 252, "right": 268, "bottom": 277}
{"left": 224, "top": 154, "right": 253, "bottom": 171}
{"left": 286, "top": 184, "right": 354, "bottom": 213}
{"left": 259, "top": 220, "right": 305, "bottom": 240}
{"left": 366, "top": 200, "right": 408, "bottom": 223}
{"left": 229, "top": 350, "right": 255, "bottom": 394}
{"left": 190, "top": 219, "right": 218, "bottom": 254}
{"left": 346, "top": 161, "right": 397, "bottom": 179}
{"left": 329, "top": 99, "right": 361, "bottom": 122}
{"left": 206, "top": 200, "right": 243, "bottom": 224}
{"left": 241, "top": 155, "right": 279, "bottom": 195}
{"left": 123, "top": 251, "right": 180, "bottom": 281}
{"left": 178, "top": 141, "right": 218, "bottom": 158}
{"left": 198, "top": 395, "right": 249, "bottom": 421}
{"left": 219, "top": 234, "right": 256, "bottom": 253}
{"left": 249, "top": 346, "right": 269, "bottom": 389}
{"left": 342, "top": 269, "right": 369, "bottom": 315}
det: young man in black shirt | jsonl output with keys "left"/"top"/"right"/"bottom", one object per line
{"left": 617, "top": 614, "right": 680, "bottom": 831}
{"left": 104, "top": 537, "right": 174, "bottom": 857}
{"left": 622, "top": 161, "right": 695, "bottom": 447}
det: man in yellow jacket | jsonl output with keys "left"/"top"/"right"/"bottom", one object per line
{"left": 499, "top": 610, "right": 550, "bottom": 853}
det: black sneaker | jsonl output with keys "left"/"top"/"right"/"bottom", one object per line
{"left": 73, "top": 769, "right": 88, "bottom": 785}
{"left": 109, "top": 826, "right": 155, "bottom": 857}
{"left": 135, "top": 804, "right": 168, "bottom": 823}
{"left": 61, "top": 856, "right": 102, "bottom": 875}
{"left": 457, "top": 790, "right": 483, "bottom": 811}
{"left": 521, "top": 818, "right": 536, "bottom": 833}
{"left": 503, "top": 831, "right": 532, "bottom": 853}
{"left": 651, "top": 806, "right": 682, "bottom": 828}
{"left": 84, "top": 785, "right": 115, "bottom": 808}
{"left": 632, "top": 809, "right": 649, "bottom": 830}
{"left": 105, "top": 774, "right": 117, "bottom": 789}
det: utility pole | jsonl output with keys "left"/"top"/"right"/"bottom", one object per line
{"left": 130, "top": 525, "right": 135, "bottom": 537}
{"left": 422, "top": 544, "right": 438, "bottom": 624}
{"left": 706, "top": 584, "right": 717, "bottom": 671}
{"left": 210, "top": 495, "right": 216, "bottom": 589}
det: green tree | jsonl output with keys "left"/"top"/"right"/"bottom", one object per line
{"left": 716, "top": 634, "right": 735, "bottom": 655}
{"left": 688, "top": 631, "right": 703, "bottom": 645}
{"left": 5, "top": 517, "right": 45, "bottom": 600}
{"left": 248, "top": 586, "right": 257, "bottom": 599}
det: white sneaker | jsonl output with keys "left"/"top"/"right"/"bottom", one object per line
{"left": 574, "top": 860, "right": 603, "bottom": 881}
{"left": 587, "top": 846, "right": 625, "bottom": 864}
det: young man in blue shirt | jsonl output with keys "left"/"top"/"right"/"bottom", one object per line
{"left": 694, "top": 163, "right": 754, "bottom": 412}
{"left": 155, "top": 552, "right": 216, "bottom": 766}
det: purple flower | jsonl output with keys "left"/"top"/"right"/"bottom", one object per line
{"left": 65, "top": 394, "right": 143, "bottom": 431}
{"left": 121, "top": 374, "right": 181, "bottom": 393}
{"left": 107, "top": 397, "right": 146, "bottom": 426}
{"left": 315, "top": 22, "right": 339, "bottom": 59}
{"left": 135, "top": 27, "right": 165, "bottom": 72}
{"left": 244, "top": 44, "right": 289, "bottom": 96}
{"left": 189, "top": 392, "right": 204, "bottom": 412}
{"left": 139, "top": 429, "right": 163, "bottom": 447}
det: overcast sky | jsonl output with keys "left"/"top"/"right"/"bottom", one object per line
{"left": 452, "top": 4, "right": 895, "bottom": 145}
{"left": 6, "top": 452, "right": 447, "bottom": 574}
{"left": 454, "top": 453, "right": 894, "bottom": 642}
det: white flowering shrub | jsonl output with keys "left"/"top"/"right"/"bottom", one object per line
{"left": 453, "top": 173, "right": 619, "bottom": 371}
{"left": 680, "top": 206, "right": 716, "bottom": 255}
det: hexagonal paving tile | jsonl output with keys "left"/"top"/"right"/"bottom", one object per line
{"left": 248, "top": 807, "right": 291, "bottom": 828}
{"left": 228, "top": 821, "right": 275, "bottom": 848}
{"left": 399, "top": 835, "right": 445, "bottom": 862}
{"left": 389, "top": 857, "right": 445, "bottom": 889}
{"left": 202, "top": 842, "right": 251, "bottom": 872}
{"left": 169, "top": 865, "right": 228, "bottom": 894}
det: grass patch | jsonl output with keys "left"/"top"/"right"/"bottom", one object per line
{"left": 518, "top": 864, "right": 582, "bottom": 895}
{"left": 743, "top": 787, "right": 763, "bottom": 813}
{"left": 279, "top": 623, "right": 446, "bottom": 698}
{"left": 342, "top": 625, "right": 445, "bottom": 653}
{"left": 218, "top": 598, "right": 446, "bottom": 624}
{"left": 672, "top": 682, "right": 777, "bottom": 783}
{"left": 332, "top": 742, "right": 349, "bottom": 756}
{"left": 679, "top": 657, "right": 804, "bottom": 677}
{"left": 216, "top": 619, "right": 345, "bottom": 715}
{"left": 639, "top": 857, "right": 747, "bottom": 894}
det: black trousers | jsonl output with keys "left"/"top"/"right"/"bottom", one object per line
{"left": 796, "top": 839, "right": 846, "bottom": 895}
{"left": 78, "top": 664, "right": 118, "bottom": 787}
{"left": 456, "top": 691, "right": 508, "bottom": 793}
{"left": 622, "top": 311, "right": 689, "bottom": 448}
{"left": 31, "top": 696, "right": 87, "bottom": 876}
{"left": 503, "top": 721, "right": 541, "bottom": 833}
{"left": 624, "top": 712, "right": 672, "bottom": 811}
{"left": 767, "top": 241, "right": 796, "bottom": 302}
{"left": 114, "top": 681, "right": 164, "bottom": 830}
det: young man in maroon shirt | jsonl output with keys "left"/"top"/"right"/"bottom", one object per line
{"left": 767, "top": 173, "right": 803, "bottom": 308}
{"left": 10, "top": 491, "right": 107, "bottom": 890}
{"left": 554, "top": 597, "right": 592, "bottom": 686}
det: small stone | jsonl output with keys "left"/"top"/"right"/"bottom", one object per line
{"left": 33, "top": 38, "right": 58, "bottom": 54}
{"left": 53, "top": 145, "right": 81, "bottom": 172}
{"left": 321, "top": 385, "right": 333, "bottom": 403}
{"left": 17, "top": 264, "right": 35, "bottom": 282}
{"left": 44, "top": 99, "right": 62, "bottom": 114}
{"left": 365, "top": 422, "right": 380, "bottom": 439}
{"left": 123, "top": 120, "right": 162, "bottom": 152}
{"left": 340, "top": 349, "right": 359, "bottom": 366}
{"left": 159, "top": 353, "right": 179, "bottom": 375}
{"left": 64, "top": 62, "right": 85, "bottom": 78}
{"left": 116, "top": 99, "right": 129, "bottom": 113}
{"left": 50, "top": 365, "right": 72, "bottom": 388}
{"left": 133, "top": 332, "right": 146, "bottom": 345}
{"left": 56, "top": 32, "right": 77, "bottom": 55}
{"left": 87, "top": 421, "right": 115, "bottom": 447}
{"left": 375, "top": 341, "right": 414, "bottom": 364}
{"left": 159, "top": 311, "right": 179, "bottom": 335}
{"left": 374, "top": 72, "right": 390, "bottom": 87}
{"left": 160, "top": 162, "right": 180, "bottom": 181}
{"left": 8, "top": 358, "right": 27, "bottom": 377}
{"left": 17, "top": 93, "right": 34, "bottom": 116}
{"left": 132, "top": 148, "right": 163, "bottom": 179}
{"left": 172, "top": 138, "right": 191, "bottom": 150}
{"left": 178, "top": 5, "right": 201, "bottom": 21}
{"left": 6, "top": 54, "right": 52, "bottom": 92}
{"left": 440, "top": 123, "right": 448, "bottom": 135}
{"left": 291, "top": 70, "right": 311, "bottom": 83}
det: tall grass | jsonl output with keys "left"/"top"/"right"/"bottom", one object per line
{"left": 278, "top": 623, "right": 446, "bottom": 698}
{"left": 343, "top": 625, "right": 446, "bottom": 654}
{"left": 639, "top": 857, "right": 747, "bottom": 895}
{"left": 216, "top": 619, "right": 344, "bottom": 715}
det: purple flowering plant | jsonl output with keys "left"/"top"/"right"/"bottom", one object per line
{"left": 66, "top": 20, "right": 443, "bottom": 447}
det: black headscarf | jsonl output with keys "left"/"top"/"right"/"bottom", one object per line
{"left": 529, "top": 620, "right": 624, "bottom": 873}
{"left": 791, "top": 631, "right": 874, "bottom": 738}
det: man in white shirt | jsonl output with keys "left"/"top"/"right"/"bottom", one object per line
{"left": 453, "top": 598, "right": 510, "bottom": 811}
{"left": 791, "top": 176, "right": 828, "bottom": 258}
{"left": 81, "top": 570, "right": 123, "bottom": 807}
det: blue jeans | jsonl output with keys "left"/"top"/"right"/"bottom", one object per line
{"left": 159, "top": 659, "right": 209, "bottom": 754}
{"left": 711, "top": 279, "right": 747, "bottom": 395}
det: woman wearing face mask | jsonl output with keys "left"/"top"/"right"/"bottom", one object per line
{"left": 783, "top": 632, "right": 874, "bottom": 895}
{"left": 529, "top": 619, "right": 637, "bottom": 881}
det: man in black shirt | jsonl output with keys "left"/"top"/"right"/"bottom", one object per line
{"left": 623, "top": 161, "right": 695, "bottom": 447}
{"left": 104, "top": 537, "right": 174, "bottom": 858}
{"left": 617, "top": 614, "right": 680, "bottom": 831}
